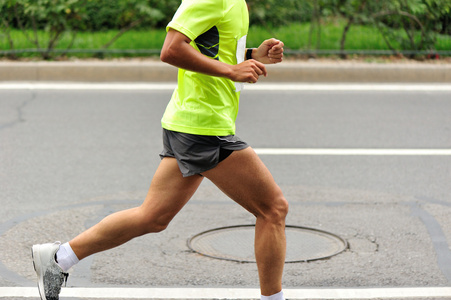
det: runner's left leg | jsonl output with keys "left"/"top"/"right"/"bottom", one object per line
{"left": 202, "top": 147, "right": 288, "bottom": 296}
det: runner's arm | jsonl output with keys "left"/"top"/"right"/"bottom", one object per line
{"left": 160, "top": 29, "right": 267, "bottom": 83}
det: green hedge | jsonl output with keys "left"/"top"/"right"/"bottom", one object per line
{"left": 1, "top": 0, "right": 450, "bottom": 59}
{"left": 3, "top": 0, "right": 449, "bottom": 31}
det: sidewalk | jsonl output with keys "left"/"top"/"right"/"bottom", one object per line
{"left": 1, "top": 60, "right": 450, "bottom": 83}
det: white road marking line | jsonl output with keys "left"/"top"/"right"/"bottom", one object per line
{"left": 1, "top": 287, "right": 451, "bottom": 299}
{"left": 254, "top": 148, "right": 451, "bottom": 156}
{"left": 1, "top": 83, "right": 451, "bottom": 91}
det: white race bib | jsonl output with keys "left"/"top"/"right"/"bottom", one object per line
{"left": 234, "top": 35, "right": 247, "bottom": 92}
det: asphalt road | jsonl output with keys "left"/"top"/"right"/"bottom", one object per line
{"left": 1, "top": 84, "right": 451, "bottom": 298}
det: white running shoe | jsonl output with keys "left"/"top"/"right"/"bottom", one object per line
{"left": 32, "top": 242, "right": 69, "bottom": 300}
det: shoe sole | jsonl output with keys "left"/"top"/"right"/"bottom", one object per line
{"left": 32, "top": 245, "right": 47, "bottom": 300}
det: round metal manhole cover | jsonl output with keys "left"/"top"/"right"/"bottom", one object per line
{"left": 187, "top": 225, "right": 348, "bottom": 263}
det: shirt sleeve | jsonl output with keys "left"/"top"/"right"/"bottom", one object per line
{"left": 167, "top": 0, "right": 224, "bottom": 41}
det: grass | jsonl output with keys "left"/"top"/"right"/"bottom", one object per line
{"left": 0, "top": 29, "right": 167, "bottom": 58}
{"left": 249, "top": 22, "right": 451, "bottom": 52}
{"left": 1, "top": 21, "right": 450, "bottom": 59}
{"left": 248, "top": 22, "right": 391, "bottom": 50}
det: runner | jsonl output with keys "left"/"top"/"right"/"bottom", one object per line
{"left": 32, "top": 1, "right": 288, "bottom": 299}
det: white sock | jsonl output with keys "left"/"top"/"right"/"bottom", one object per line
{"left": 56, "top": 242, "right": 79, "bottom": 272}
{"left": 261, "top": 291, "right": 285, "bottom": 300}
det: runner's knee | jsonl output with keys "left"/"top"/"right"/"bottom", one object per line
{"left": 137, "top": 208, "right": 173, "bottom": 234}
{"left": 143, "top": 217, "right": 170, "bottom": 233}
{"left": 258, "top": 190, "right": 289, "bottom": 224}
{"left": 271, "top": 194, "right": 289, "bottom": 223}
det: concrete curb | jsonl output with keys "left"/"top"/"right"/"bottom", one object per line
{"left": 0, "top": 61, "right": 450, "bottom": 83}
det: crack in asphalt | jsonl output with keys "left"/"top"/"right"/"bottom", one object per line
{"left": 0, "top": 90, "right": 36, "bottom": 131}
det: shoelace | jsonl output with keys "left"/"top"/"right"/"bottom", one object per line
{"left": 63, "top": 273, "right": 69, "bottom": 287}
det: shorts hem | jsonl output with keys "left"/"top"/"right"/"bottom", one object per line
{"left": 181, "top": 144, "right": 249, "bottom": 177}
{"left": 159, "top": 129, "right": 249, "bottom": 177}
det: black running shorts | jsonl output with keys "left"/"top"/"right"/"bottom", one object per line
{"left": 159, "top": 129, "right": 249, "bottom": 177}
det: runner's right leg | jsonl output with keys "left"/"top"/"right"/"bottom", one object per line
{"left": 32, "top": 157, "right": 203, "bottom": 299}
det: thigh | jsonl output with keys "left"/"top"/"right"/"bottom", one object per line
{"left": 201, "top": 147, "right": 285, "bottom": 216}
{"left": 140, "top": 157, "right": 204, "bottom": 225}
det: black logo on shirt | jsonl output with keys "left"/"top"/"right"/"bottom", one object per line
{"left": 195, "top": 26, "right": 220, "bottom": 60}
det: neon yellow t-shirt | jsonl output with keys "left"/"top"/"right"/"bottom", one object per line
{"left": 161, "top": 0, "right": 249, "bottom": 136}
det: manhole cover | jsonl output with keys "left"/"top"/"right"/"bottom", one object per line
{"left": 187, "top": 225, "right": 348, "bottom": 263}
